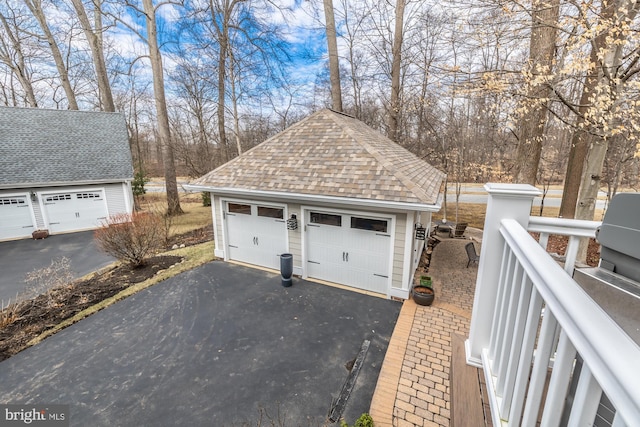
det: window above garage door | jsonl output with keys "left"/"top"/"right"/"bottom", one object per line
{"left": 350, "top": 216, "right": 388, "bottom": 233}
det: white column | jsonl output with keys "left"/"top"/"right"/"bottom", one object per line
{"left": 466, "top": 183, "right": 541, "bottom": 366}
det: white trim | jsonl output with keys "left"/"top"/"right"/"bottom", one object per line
{"left": 122, "top": 181, "right": 132, "bottom": 214}
{"left": 401, "top": 211, "right": 415, "bottom": 292}
{"left": 186, "top": 185, "right": 441, "bottom": 212}
{"left": 301, "top": 204, "right": 396, "bottom": 297}
{"left": 389, "top": 287, "right": 410, "bottom": 300}
{"left": 1, "top": 179, "right": 132, "bottom": 190}
{"left": 211, "top": 194, "right": 224, "bottom": 258}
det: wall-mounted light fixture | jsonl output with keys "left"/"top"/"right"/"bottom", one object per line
{"left": 30, "top": 191, "right": 37, "bottom": 202}
{"left": 414, "top": 223, "right": 426, "bottom": 240}
{"left": 287, "top": 214, "right": 298, "bottom": 230}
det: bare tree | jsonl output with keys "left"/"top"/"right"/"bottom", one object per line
{"left": 23, "top": 0, "right": 78, "bottom": 109}
{"left": 69, "top": 0, "right": 114, "bottom": 112}
{"left": 323, "top": 0, "right": 342, "bottom": 111}
{"left": 560, "top": 0, "right": 640, "bottom": 220}
{"left": 0, "top": 9, "right": 38, "bottom": 106}
{"left": 140, "top": 0, "right": 182, "bottom": 215}
{"left": 387, "top": 0, "right": 405, "bottom": 143}
{"left": 512, "top": 0, "right": 560, "bottom": 185}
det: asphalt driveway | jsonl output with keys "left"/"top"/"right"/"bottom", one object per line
{"left": 0, "top": 261, "right": 401, "bottom": 426}
{"left": 0, "top": 231, "right": 114, "bottom": 303}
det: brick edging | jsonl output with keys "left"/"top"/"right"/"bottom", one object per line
{"left": 369, "top": 299, "right": 418, "bottom": 426}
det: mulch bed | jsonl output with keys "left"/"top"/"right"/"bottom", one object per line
{"left": 0, "top": 225, "right": 214, "bottom": 362}
{"left": 0, "top": 256, "right": 182, "bottom": 362}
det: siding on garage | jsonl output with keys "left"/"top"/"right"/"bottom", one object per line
{"left": 392, "top": 212, "right": 407, "bottom": 291}
{"left": 286, "top": 203, "right": 303, "bottom": 275}
{"left": 104, "top": 183, "right": 131, "bottom": 218}
{"left": 32, "top": 195, "right": 45, "bottom": 230}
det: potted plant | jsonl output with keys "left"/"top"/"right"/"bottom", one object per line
{"left": 413, "top": 276, "right": 434, "bottom": 306}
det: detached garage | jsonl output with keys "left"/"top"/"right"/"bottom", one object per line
{"left": 187, "top": 109, "right": 445, "bottom": 300}
{"left": 0, "top": 107, "right": 134, "bottom": 241}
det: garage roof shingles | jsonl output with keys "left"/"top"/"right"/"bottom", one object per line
{"left": 0, "top": 106, "right": 133, "bottom": 187}
{"left": 193, "top": 109, "right": 445, "bottom": 205}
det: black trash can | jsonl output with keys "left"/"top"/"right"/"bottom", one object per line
{"left": 280, "top": 253, "right": 293, "bottom": 287}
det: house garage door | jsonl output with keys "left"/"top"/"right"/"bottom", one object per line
{"left": 225, "top": 202, "right": 288, "bottom": 270}
{"left": 306, "top": 210, "right": 392, "bottom": 294}
{"left": 43, "top": 191, "right": 108, "bottom": 234}
{"left": 0, "top": 195, "right": 34, "bottom": 240}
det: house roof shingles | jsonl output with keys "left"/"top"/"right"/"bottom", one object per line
{"left": 0, "top": 106, "right": 133, "bottom": 188}
{"left": 192, "top": 109, "right": 445, "bottom": 206}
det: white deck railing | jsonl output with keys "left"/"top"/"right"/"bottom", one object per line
{"left": 466, "top": 184, "right": 640, "bottom": 427}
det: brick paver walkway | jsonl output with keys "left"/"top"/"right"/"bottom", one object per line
{"left": 370, "top": 232, "right": 482, "bottom": 426}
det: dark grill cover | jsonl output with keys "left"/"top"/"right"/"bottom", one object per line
{"left": 597, "top": 193, "right": 640, "bottom": 283}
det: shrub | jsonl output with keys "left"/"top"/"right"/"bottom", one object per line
{"left": 202, "top": 191, "right": 211, "bottom": 207}
{"left": 0, "top": 298, "right": 20, "bottom": 328}
{"left": 341, "top": 413, "right": 374, "bottom": 427}
{"left": 24, "top": 257, "right": 74, "bottom": 298}
{"left": 94, "top": 212, "right": 164, "bottom": 267}
{"left": 132, "top": 170, "right": 149, "bottom": 198}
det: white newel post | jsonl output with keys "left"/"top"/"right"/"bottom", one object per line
{"left": 466, "top": 183, "right": 541, "bottom": 367}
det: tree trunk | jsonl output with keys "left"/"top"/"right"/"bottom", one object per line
{"left": 70, "top": 0, "right": 114, "bottom": 112}
{"left": 388, "top": 0, "right": 405, "bottom": 143}
{"left": 24, "top": 0, "right": 78, "bottom": 109}
{"left": 560, "top": 0, "right": 637, "bottom": 219}
{"left": 228, "top": 48, "right": 242, "bottom": 156}
{"left": 512, "top": 0, "right": 560, "bottom": 185}
{"left": 217, "top": 33, "right": 229, "bottom": 161}
{"left": 142, "top": 0, "right": 182, "bottom": 216}
{"left": 323, "top": 0, "right": 342, "bottom": 112}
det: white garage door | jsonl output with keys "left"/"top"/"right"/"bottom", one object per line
{"left": 43, "top": 191, "right": 108, "bottom": 234}
{"left": 0, "top": 195, "right": 34, "bottom": 240}
{"left": 225, "top": 202, "right": 288, "bottom": 270}
{"left": 306, "top": 210, "right": 392, "bottom": 294}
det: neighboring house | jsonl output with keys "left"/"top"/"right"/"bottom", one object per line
{"left": 187, "top": 109, "right": 445, "bottom": 300}
{"left": 0, "top": 106, "right": 134, "bottom": 242}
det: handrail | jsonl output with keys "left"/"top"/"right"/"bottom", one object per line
{"left": 527, "top": 216, "right": 601, "bottom": 238}
{"left": 500, "top": 218, "right": 640, "bottom": 424}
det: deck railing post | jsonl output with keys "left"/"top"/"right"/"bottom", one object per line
{"left": 466, "top": 183, "right": 541, "bottom": 367}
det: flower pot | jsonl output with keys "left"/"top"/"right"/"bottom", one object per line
{"left": 412, "top": 285, "right": 435, "bottom": 306}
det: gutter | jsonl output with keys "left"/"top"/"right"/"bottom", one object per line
{"left": 184, "top": 184, "right": 442, "bottom": 212}
{"left": 0, "top": 178, "right": 133, "bottom": 190}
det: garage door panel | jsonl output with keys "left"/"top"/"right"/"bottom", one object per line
{"left": 0, "top": 196, "right": 34, "bottom": 240}
{"left": 306, "top": 223, "right": 346, "bottom": 272}
{"left": 306, "top": 210, "right": 392, "bottom": 295}
{"left": 225, "top": 202, "right": 287, "bottom": 271}
{"left": 226, "top": 212, "right": 258, "bottom": 265}
{"left": 346, "top": 232, "right": 390, "bottom": 273}
{"left": 44, "top": 191, "right": 108, "bottom": 233}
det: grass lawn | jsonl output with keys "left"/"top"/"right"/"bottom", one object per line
{"left": 137, "top": 192, "right": 212, "bottom": 237}
{"left": 433, "top": 202, "right": 605, "bottom": 230}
